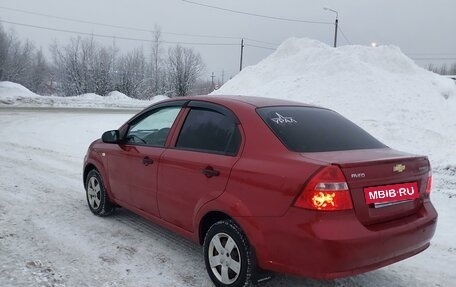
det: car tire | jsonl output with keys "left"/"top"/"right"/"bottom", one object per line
{"left": 204, "top": 219, "right": 257, "bottom": 287}
{"left": 85, "top": 169, "right": 114, "bottom": 216}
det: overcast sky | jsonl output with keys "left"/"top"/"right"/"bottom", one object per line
{"left": 1, "top": 0, "right": 455, "bottom": 81}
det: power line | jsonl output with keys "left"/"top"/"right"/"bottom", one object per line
{"left": 244, "top": 44, "right": 276, "bottom": 51}
{"left": 338, "top": 26, "right": 352, "bottom": 45}
{"left": 7, "top": 6, "right": 451, "bottom": 59}
{"left": 0, "top": 19, "right": 239, "bottom": 46}
{"left": 244, "top": 37, "right": 279, "bottom": 46}
{"left": 0, "top": 5, "right": 154, "bottom": 33}
{"left": 181, "top": 0, "right": 333, "bottom": 25}
{"left": 0, "top": 5, "right": 272, "bottom": 44}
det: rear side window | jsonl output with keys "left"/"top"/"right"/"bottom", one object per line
{"left": 257, "top": 106, "right": 386, "bottom": 152}
{"left": 176, "top": 108, "right": 241, "bottom": 155}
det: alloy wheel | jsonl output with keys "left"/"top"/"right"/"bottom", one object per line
{"left": 87, "top": 176, "right": 101, "bottom": 209}
{"left": 208, "top": 232, "right": 242, "bottom": 284}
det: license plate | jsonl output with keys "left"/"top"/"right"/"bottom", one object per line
{"left": 364, "top": 182, "right": 419, "bottom": 204}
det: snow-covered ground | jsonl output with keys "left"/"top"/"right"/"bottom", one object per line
{"left": 1, "top": 38, "right": 456, "bottom": 286}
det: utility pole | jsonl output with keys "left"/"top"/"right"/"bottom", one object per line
{"left": 211, "top": 72, "right": 215, "bottom": 90}
{"left": 112, "top": 36, "right": 117, "bottom": 83}
{"left": 324, "top": 8, "right": 339, "bottom": 48}
{"left": 239, "top": 38, "right": 244, "bottom": 71}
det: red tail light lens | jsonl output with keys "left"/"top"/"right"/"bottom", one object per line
{"left": 294, "top": 165, "right": 353, "bottom": 211}
{"left": 425, "top": 172, "right": 432, "bottom": 194}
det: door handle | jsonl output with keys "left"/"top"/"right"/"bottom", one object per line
{"left": 142, "top": 157, "right": 154, "bottom": 166}
{"left": 202, "top": 166, "right": 220, "bottom": 178}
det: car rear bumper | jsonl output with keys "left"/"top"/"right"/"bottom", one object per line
{"left": 236, "top": 201, "right": 437, "bottom": 279}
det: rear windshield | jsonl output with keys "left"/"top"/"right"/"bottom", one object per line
{"left": 257, "top": 106, "right": 386, "bottom": 152}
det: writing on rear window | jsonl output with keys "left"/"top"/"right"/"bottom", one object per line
{"left": 271, "top": 113, "right": 297, "bottom": 124}
{"left": 257, "top": 106, "right": 386, "bottom": 152}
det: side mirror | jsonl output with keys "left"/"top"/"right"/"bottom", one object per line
{"left": 102, "top": 130, "right": 120, "bottom": 144}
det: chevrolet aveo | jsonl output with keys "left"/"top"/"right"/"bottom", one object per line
{"left": 83, "top": 95, "right": 437, "bottom": 287}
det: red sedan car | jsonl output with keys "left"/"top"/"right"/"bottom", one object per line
{"left": 83, "top": 95, "right": 437, "bottom": 287}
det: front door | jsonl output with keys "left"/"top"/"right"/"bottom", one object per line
{"left": 107, "top": 105, "right": 182, "bottom": 216}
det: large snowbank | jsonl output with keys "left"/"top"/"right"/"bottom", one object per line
{"left": 213, "top": 38, "right": 456, "bottom": 172}
{"left": 0, "top": 81, "right": 166, "bottom": 109}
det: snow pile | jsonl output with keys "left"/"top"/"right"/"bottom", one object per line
{"left": 0, "top": 81, "right": 41, "bottom": 104}
{"left": 213, "top": 38, "right": 456, "bottom": 171}
{"left": 0, "top": 82, "right": 166, "bottom": 109}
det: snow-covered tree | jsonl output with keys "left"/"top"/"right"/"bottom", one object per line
{"left": 166, "top": 45, "right": 205, "bottom": 97}
{"left": 150, "top": 25, "right": 165, "bottom": 96}
{"left": 51, "top": 37, "right": 115, "bottom": 96}
{"left": 28, "top": 49, "right": 50, "bottom": 95}
{"left": 115, "top": 48, "right": 150, "bottom": 99}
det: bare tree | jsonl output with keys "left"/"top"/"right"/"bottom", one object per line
{"left": 51, "top": 37, "right": 86, "bottom": 96}
{"left": 0, "top": 24, "right": 9, "bottom": 80}
{"left": 439, "top": 64, "right": 448, "bottom": 75}
{"left": 51, "top": 36, "right": 114, "bottom": 96}
{"left": 150, "top": 25, "right": 165, "bottom": 95}
{"left": 115, "top": 48, "right": 150, "bottom": 99}
{"left": 426, "top": 62, "right": 456, "bottom": 76}
{"left": 28, "top": 48, "right": 51, "bottom": 94}
{"left": 1, "top": 22, "right": 210, "bottom": 98}
{"left": 450, "top": 63, "right": 456, "bottom": 75}
{"left": 166, "top": 45, "right": 205, "bottom": 97}
{"left": 92, "top": 46, "right": 114, "bottom": 96}
{"left": 0, "top": 25, "right": 34, "bottom": 85}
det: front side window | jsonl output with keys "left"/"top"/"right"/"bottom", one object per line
{"left": 125, "top": 106, "right": 181, "bottom": 147}
{"left": 176, "top": 108, "right": 240, "bottom": 155}
{"left": 257, "top": 106, "right": 386, "bottom": 152}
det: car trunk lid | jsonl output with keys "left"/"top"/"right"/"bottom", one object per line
{"left": 301, "top": 148, "right": 430, "bottom": 226}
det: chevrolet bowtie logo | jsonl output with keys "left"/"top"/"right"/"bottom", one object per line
{"left": 393, "top": 164, "right": 406, "bottom": 173}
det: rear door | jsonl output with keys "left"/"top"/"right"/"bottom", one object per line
{"left": 157, "top": 102, "right": 242, "bottom": 232}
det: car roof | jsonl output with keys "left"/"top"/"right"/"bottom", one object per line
{"left": 163, "top": 95, "right": 318, "bottom": 108}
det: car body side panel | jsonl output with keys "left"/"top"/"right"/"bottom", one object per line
{"left": 223, "top": 156, "right": 321, "bottom": 216}
{"left": 221, "top": 101, "right": 323, "bottom": 216}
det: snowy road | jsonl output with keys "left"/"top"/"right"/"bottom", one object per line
{"left": 1, "top": 108, "right": 455, "bottom": 287}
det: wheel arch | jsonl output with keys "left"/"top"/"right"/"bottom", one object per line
{"left": 83, "top": 163, "right": 97, "bottom": 185}
{"left": 199, "top": 211, "right": 235, "bottom": 245}
{"left": 197, "top": 205, "right": 269, "bottom": 271}
{"left": 83, "top": 160, "right": 112, "bottom": 200}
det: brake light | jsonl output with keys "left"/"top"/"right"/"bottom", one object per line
{"left": 425, "top": 172, "right": 432, "bottom": 194}
{"left": 294, "top": 165, "right": 353, "bottom": 211}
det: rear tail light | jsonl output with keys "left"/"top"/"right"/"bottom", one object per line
{"left": 425, "top": 171, "right": 432, "bottom": 194}
{"left": 294, "top": 165, "right": 353, "bottom": 211}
